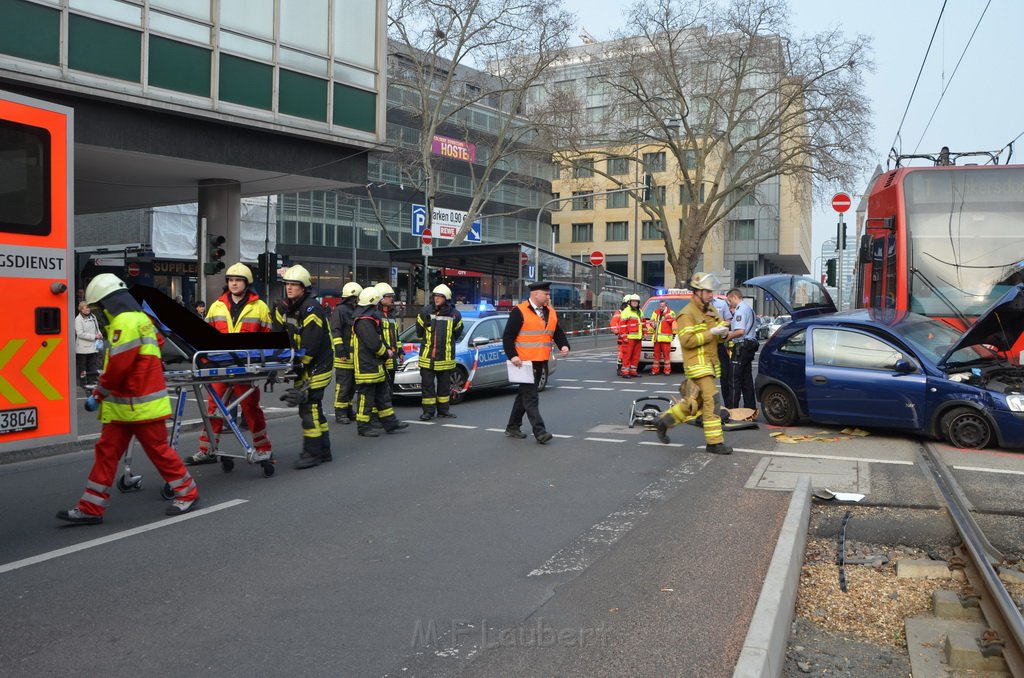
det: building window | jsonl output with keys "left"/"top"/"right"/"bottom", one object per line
{"left": 642, "top": 152, "right": 666, "bottom": 172}
{"left": 572, "top": 192, "right": 593, "bottom": 210}
{"left": 641, "top": 255, "right": 665, "bottom": 287}
{"left": 551, "top": 224, "right": 560, "bottom": 244}
{"left": 641, "top": 220, "right": 663, "bottom": 239}
{"left": 607, "top": 157, "right": 630, "bottom": 175}
{"left": 607, "top": 191, "right": 629, "bottom": 208}
{"left": 571, "top": 223, "right": 593, "bottom": 242}
{"left": 646, "top": 185, "right": 665, "bottom": 206}
{"left": 734, "top": 260, "right": 757, "bottom": 283}
{"left": 730, "top": 219, "right": 755, "bottom": 240}
{"left": 573, "top": 159, "right": 594, "bottom": 178}
{"left": 606, "top": 221, "right": 628, "bottom": 241}
{"left": 680, "top": 183, "right": 705, "bottom": 205}
{"left": 682, "top": 149, "right": 698, "bottom": 170}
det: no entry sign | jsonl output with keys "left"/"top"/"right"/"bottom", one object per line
{"left": 831, "top": 192, "right": 852, "bottom": 213}
{"left": 589, "top": 250, "right": 605, "bottom": 266}
{"left": 421, "top": 228, "right": 433, "bottom": 245}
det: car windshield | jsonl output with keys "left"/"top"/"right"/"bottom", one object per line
{"left": 641, "top": 297, "right": 691, "bottom": 316}
{"left": 891, "top": 314, "right": 994, "bottom": 366}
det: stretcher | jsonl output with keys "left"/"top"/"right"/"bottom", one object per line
{"left": 113, "top": 285, "right": 297, "bottom": 494}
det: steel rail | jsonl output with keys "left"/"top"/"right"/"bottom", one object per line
{"left": 918, "top": 442, "right": 1024, "bottom": 675}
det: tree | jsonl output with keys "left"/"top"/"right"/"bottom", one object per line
{"left": 532, "top": 0, "right": 873, "bottom": 286}
{"left": 387, "top": 0, "right": 574, "bottom": 245}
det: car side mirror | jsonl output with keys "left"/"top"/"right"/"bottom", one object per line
{"left": 471, "top": 336, "right": 491, "bottom": 347}
{"left": 893, "top": 358, "right": 915, "bottom": 374}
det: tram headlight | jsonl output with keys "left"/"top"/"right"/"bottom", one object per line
{"left": 1006, "top": 395, "right": 1024, "bottom": 412}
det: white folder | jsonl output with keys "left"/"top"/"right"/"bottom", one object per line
{"left": 506, "top": 360, "right": 535, "bottom": 383}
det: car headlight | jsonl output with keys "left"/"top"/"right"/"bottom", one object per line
{"left": 1007, "top": 394, "right": 1024, "bottom": 412}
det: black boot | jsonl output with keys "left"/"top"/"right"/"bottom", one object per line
{"left": 294, "top": 453, "right": 321, "bottom": 469}
{"left": 706, "top": 443, "right": 733, "bottom": 455}
{"left": 655, "top": 414, "right": 672, "bottom": 444}
{"left": 358, "top": 427, "right": 380, "bottom": 437}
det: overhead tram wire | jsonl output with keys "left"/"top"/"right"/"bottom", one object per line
{"left": 887, "top": 0, "right": 949, "bottom": 165}
{"left": 911, "top": 0, "right": 992, "bottom": 156}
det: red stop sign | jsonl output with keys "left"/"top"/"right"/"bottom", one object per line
{"left": 126, "top": 262, "right": 140, "bottom": 277}
{"left": 831, "top": 192, "right": 852, "bottom": 213}
{"left": 520, "top": 251, "right": 529, "bottom": 265}
{"left": 421, "top": 228, "right": 433, "bottom": 245}
{"left": 589, "top": 250, "right": 605, "bottom": 266}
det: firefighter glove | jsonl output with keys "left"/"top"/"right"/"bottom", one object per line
{"left": 280, "top": 387, "right": 308, "bottom": 407}
{"left": 710, "top": 325, "right": 730, "bottom": 338}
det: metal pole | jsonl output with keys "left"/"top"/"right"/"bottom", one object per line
{"left": 836, "top": 215, "right": 845, "bottom": 311}
{"left": 198, "top": 216, "right": 207, "bottom": 305}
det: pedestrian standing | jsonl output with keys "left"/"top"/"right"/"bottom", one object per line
{"left": 618, "top": 294, "right": 643, "bottom": 378}
{"left": 655, "top": 272, "right": 732, "bottom": 454}
{"left": 726, "top": 288, "right": 758, "bottom": 412}
{"left": 330, "top": 282, "right": 363, "bottom": 424}
{"left": 502, "top": 281, "right": 570, "bottom": 444}
{"left": 58, "top": 274, "right": 199, "bottom": 524}
{"left": 649, "top": 299, "right": 676, "bottom": 375}
{"left": 609, "top": 295, "right": 629, "bottom": 376}
{"left": 74, "top": 301, "right": 103, "bottom": 389}
{"left": 416, "top": 284, "right": 463, "bottom": 420}
{"left": 274, "top": 265, "right": 334, "bottom": 470}
{"left": 192, "top": 299, "right": 206, "bottom": 318}
{"left": 351, "top": 286, "right": 409, "bottom": 437}
{"left": 710, "top": 293, "right": 734, "bottom": 407}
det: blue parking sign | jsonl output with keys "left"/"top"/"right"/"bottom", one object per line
{"left": 411, "top": 204, "right": 427, "bottom": 235}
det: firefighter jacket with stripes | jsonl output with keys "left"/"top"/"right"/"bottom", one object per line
{"left": 416, "top": 302, "right": 463, "bottom": 371}
{"left": 619, "top": 306, "right": 643, "bottom": 339}
{"left": 274, "top": 291, "right": 333, "bottom": 382}
{"left": 94, "top": 296, "right": 171, "bottom": 424}
{"left": 676, "top": 297, "right": 725, "bottom": 380}
{"left": 205, "top": 289, "right": 272, "bottom": 334}
{"left": 511, "top": 301, "right": 558, "bottom": 361}
{"left": 650, "top": 307, "right": 676, "bottom": 342}
{"left": 329, "top": 298, "right": 358, "bottom": 369}
{"left": 352, "top": 305, "right": 387, "bottom": 384}
{"left": 380, "top": 305, "right": 402, "bottom": 372}
{"left": 610, "top": 308, "right": 623, "bottom": 336}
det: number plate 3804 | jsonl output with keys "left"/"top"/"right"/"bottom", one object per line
{"left": 0, "top": 407, "right": 38, "bottom": 434}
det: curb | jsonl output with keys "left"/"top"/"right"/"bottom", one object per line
{"left": 732, "top": 474, "right": 811, "bottom": 678}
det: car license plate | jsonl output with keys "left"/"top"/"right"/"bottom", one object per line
{"left": 642, "top": 352, "right": 653, "bottom": 360}
{"left": 0, "top": 407, "right": 37, "bottom": 434}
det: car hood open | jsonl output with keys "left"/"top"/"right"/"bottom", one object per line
{"left": 940, "top": 284, "right": 1024, "bottom": 365}
{"left": 743, "top": 274, "right": 837, "bottom": 320}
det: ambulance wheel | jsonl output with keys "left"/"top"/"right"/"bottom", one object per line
{"left": 116, "top": 475, "right": 142, "bottom": 493}
{"left": 760, "top": 385, "right": 798, "bottom": 427}
{"left": 221, "top": 457, "right": 235, "bottom": 472}
{"left": 160, "top": 482, "right": 174, "bottom": 500}
{"left": 450, "top": 367, "right": 469, "bottom": 404}
{"left": 261, "top": 461, "right": 275, "bottom": 477}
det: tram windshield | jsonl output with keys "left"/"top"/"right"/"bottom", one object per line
{"left": 905, "top": 167, "right": 1024, "bottom": 317}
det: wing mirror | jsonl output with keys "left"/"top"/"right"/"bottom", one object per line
{"left": 470, "top": 336, "right": 491, "bottom": 347}
{"left": 893, "top": 358, "right": 915, "bottom": 374}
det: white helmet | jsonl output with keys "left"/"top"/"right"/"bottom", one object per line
{"left": 630, "top": 294, "right": 642, "bottom": 302}
{"left": 375, "top": 282, "right": 395, "bottom": 297}
{"left": 432, "top": 284, "right": 452, "bottom": 300}
{"left": 282, "top": 265, "right": 312, "bottom": 289}
{"left": 358, "top": 287, "right": 382, "bottom": 306}
{"left": 689, "top": 272, "right": 722, "bottom": 292}
{"left": 85, "top": 273, "right": 127, "bottom": 304}
{"left": 225, "top": 262, "right": 253, "bottom": 284}
{"left": 342, "top": 281, "right": 363, "bottom": 298}
{"left": 621, "top": 294, "right": 631, "bottom": 303}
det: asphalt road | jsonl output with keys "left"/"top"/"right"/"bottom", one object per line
{"left": 0, "top": 348, "right": 859, "bottom": 676}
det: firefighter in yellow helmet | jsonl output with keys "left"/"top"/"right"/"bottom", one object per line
{"left": 654, "top": 272, "right": 733, "bottom": 454}
{"left": 329, "top": 280, "right": 363, "bottom": 424}
{"left": 273, "top": 265, "right": 335, "bottom": 469}
{"left": 57, "top": 274, "right": 199, "bottom": 523}
{"left": 415, "top": 283, "right": 463, "bottom": 420}
{"left": 351, "top": 286, "right": 409, "bottom": 437}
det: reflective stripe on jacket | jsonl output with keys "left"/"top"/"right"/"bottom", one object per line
{"left": 416, "top": 303, "right": 463, "bottom": 371}
{"left": 514, "top": 301, "right": 557, "bottom": 361}
{"left": 619, "top": 307, "right": 643, "bottom": 339}
{"left": 274, "top": 293, "right": 333, "bottom": 378}
{"left": 677, "top": 298, "right": 723, "bottom": 380}
{"left": 651, "top": 308, "right": 676, "bottom": 342}
{"left": 96, "top": 309, "right": 171, "bottom": 423}
{"left": 352, "top": 307, "right": 386, "bottom": 384}
{"left": 330, "top": 300, "right": 357, "bottom": 369}
{"left": 380, "top": 308, "right": 401, "bottom": 372}
{"left": 206, "top": 290, "right": 271, "bottom": 334}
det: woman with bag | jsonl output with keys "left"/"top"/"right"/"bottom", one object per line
{"left": 74, "top": 300, "right": 103, "bottom": 389}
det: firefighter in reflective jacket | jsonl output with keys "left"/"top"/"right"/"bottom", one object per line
{"left": 375, "top": 282, "right": 403, "bottom": 388}
{"left": 609, "top": 294, "right": 629, "bottom": 376}
{"left": 187, "top": 262, "right": 273, "bottom": 465}
{"left": 654, "top": 273, "right": 733, "bottom": 454}
{"left": 330, "top": 281, "right": 362, "bottom": 424}
{"left": 416, "top": 284, "right": 463, "bottom": 420}
{"left": 57, "top": 274, "right": 199, "bottom": 524}
{"left": 618, "top": 294, "right": 643, "bottom": 378}
{"left": 274, "top": 265, "right": 334, "bottom": 469}
{"left": 351, "top": 286, "right": 409, "bottom": 437}
{"left": 649, "top": 299, "right": 676, "bottom": 375}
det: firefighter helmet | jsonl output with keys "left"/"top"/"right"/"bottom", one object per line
{"left": 85, "top": 273, "right": 127, "bottom": 304}
{"left": 282, "top": 265, "right": 313, "bottom": 289}
{"left": 627, "top": 294, "right": 641, "bottom": 302}
{"left": 224, "top": 262, "right": 253, "bottom": 283}
{"left": 341, "top": 281, "right": 363, "bottom": 298}
{"left": 431, "top": 284, "right": 452, "bottom": 300}
{"left": 622, "top": 294, "right": 631, "bottom": 303}
{"left": 689, "top": 272, "right": 722, "bottom": 291}
{"left": 375, "top": 282, "right": 395, "bottom": 297}
{"left": 358, "top": 287, "right": 382, "bottom": 306}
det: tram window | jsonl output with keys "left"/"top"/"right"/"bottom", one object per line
{"left": 0, "top": 120, "right": 50, "bottom": 236}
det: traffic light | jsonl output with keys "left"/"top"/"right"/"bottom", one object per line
{"left": 205, "top": 234, "right": 226, "bottom": 275}
{"left": 643, "top": 173, "right": 653, "bottom": 201}
{"left": 825, "top": 258, "right": 837, "bottom": 287}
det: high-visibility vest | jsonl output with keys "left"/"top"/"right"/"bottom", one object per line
{"left": 206, "top": 290, "right": 271, "bottom": 334}
{"left": 416, "top": 304, "right": 462, "bottom": 371}
{"left": 651, "top": 308, "right": 676, "bottom": 342}
{"left": 96, "top": 309, "right": 171, "bottom": 424}
{"left": 619, "top": 307, "right": 643, "bottom": 339}
{"left": 514, "top": 301, "right": 557, "bottom": 361}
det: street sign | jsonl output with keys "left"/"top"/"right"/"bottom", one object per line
{"left": 421, "top": 244, "right": 432, "bottom": 257}
{"left": 589, "top": 250, "right": 605, "bottom": 266}
{"left": 126, "top": 262, "right": 140, "bottom": 277}
{"left": 411, "top": 204, "right": 481, "bottom": 242}
{"left": 831, "top": 192, "right": 852, "bottom": 213}
{"left": 519, "top": 251, "right": 529, "bottom": 266}
{"left": 421, "top": 228, "right": 433, "bottom": 245}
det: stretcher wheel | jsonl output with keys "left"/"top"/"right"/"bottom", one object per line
{"left": 116, "top": 475, "right": 143, "bottom": 493}
{"left": 160, "top": 482, "right": 174, "bottom": 500}
{"left": 261, "top": 461, "right": 275, "bottom": 477}
{"left": 221, "top": 457, "right": 235, "bottom": 473}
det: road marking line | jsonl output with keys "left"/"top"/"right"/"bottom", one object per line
{"left": 552, "top": 434, "right": 573, "bottom": 438}
{"left": 584, "top": 437, "right": 626, "bottom": 443}
{"left": 734, "top": 448, "right": 915, "bottom": 465}
{"left": 441, "top": 424, "right": 476, "bottom": 429}
{"left": 555, "top": 386, "right": 584, "bottom": 389}
{"left": 0, "top": 499, "right": 248, "bottom": 575}
{"left": 953, "top": 465, "right": 1024, "bottom": 476}
{"left": 583, "top": 380, "right": 606, "bottom": 383}
{"left": 404, "top": 420, "right": 434, "bottom": 425}
{"left": 556, "top": 378, "right": 579, "bottom": 382}
{"left": 588, "top": 387, "right": 614, "bottom": 391}
{"left": 620, "top": 389, "right": 646, "bottom": 393}
{"left": 485, "top": 428, "right": 507, "bottom": 433}
{"left": 639, "top": 441, "right": 684, "bottom": 448}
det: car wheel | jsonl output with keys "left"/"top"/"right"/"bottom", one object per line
{"left": 941, "top": 407, "right": 992, "bottom": 449}
{"left": 450, "top": 367, "right": 469, "bottom": 404}
{"left": 537, "top": 364, "right": 549, "bottom": 392}
{"left": 760, "top": 384, "right": 798, "bottom": 426}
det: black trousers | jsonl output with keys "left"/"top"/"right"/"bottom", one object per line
{"left": 728, "top": 340, "right": 758, "bottom": 409}
{"left": 507, "top": 362, "right": 547, "bottom": 436}
{"left": 717, "top": 343, "right": 733, "bottom": 407}
{"left": 420, "top": 367, "right": 452, "bottom": 414}
{"left": 76, "top": 352, "right": 101, "bottom": 386}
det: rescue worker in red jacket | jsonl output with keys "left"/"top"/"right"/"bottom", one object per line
{"left": 649, "top": 299, "right": 676, "bottom": 375}
{"left": 58, "top": 274, "right": 199, "bottom": 524}
{"left": 186, "top": 262, "right": 273, "bottom": 465}
{"left": 330, "top": 281, "right": 362, "bottom": 424}
{"left": 351, "top": 286, "right": 409, "bottom": 437}
{"left": 274, "top": 265, "right": 334, "bottom": 469}
{"left": 618, "top": 294, "right": 644, "bottom": 377}
{"left": 609, "top": 294, "right": 629, "bottom": 376}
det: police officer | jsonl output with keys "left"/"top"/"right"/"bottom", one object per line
{"left": 330, "top": 281, "right": 362, "bottom": 424}
{"left": 654, "top": 272, "right": 732, "bottom": 454}
{"left": 274, "top": 265, "right": 334, "bottom": 469}
{"left": 416, "top": 284, "right": 463, "bottom": 420}
{"left": 58, "top": 274, "right": 199, "bottom": 524}
{"left": 351, "top": 286, "right": 409, "bottom": 437}
{"left": 726, "top": 287, "right": 758, "bottom": 411}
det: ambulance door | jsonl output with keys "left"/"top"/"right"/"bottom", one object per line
{"left": 0, "top": 91, "right": 75, "bottom": 454}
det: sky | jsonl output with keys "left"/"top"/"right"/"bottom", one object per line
{"left": 557, "top": 0, "right": 1024, "bottom": 267}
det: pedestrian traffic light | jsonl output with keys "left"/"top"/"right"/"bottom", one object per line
{"left": 825, "top": 258, "right": 837, "bottom": 287}
{"left": 205, "top": 234, "right": 226, "bottom": 275}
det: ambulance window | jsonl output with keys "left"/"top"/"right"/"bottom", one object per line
{"left": 0, "top": 119, "right": 50, "bottom": 236}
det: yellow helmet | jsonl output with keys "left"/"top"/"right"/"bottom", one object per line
{"left": 225, "top": 262, "right": 253, "bottom": 283}
{"left": 282, "top": 265, "right": 312, "bottom": 288}
{"left": 689, "top": 272, "right": 722, "bottom": 291}
{"left": 341, "top": 281, "right": 363, "bottom": 298}
{"left": 375, "top": 282, "right": 395, "bottom": 297}
{"left": 357, "top": 287, "right": 382, "bottom": 306}
{"left": 432, "top": 284, "right": 452, "bottom": 300}
{"left": 85, "top": 273, "right": 127, "bottom": 304}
